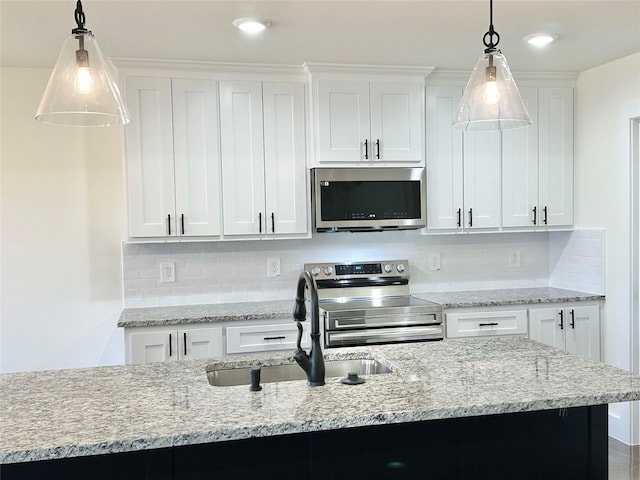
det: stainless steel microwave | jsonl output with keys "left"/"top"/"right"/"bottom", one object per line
{"left": 311, "top": 167, "right": 426, "bottom": 232}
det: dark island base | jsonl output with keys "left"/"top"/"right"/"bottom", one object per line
{"left": 2, "top": 404, "right": 607, "bottom": 480}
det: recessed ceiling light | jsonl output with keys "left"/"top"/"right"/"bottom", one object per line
{"left": 232, "top": 18, "right": 271, "bottom": 34}
{"left": 524, "top": 33, "right": 558, "bottom": 47}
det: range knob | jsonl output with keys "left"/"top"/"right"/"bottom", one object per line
{"left": 396, "top": 264, "right": 406, "bottom": 273}
{"left": 310, "top": 267, "right": 321, "bottom": 276}
{"left": 324, "top": 266, "right": 334, "bottom": 276}
{"left": 384, "top": 264, "right": 393, "bottom": 273}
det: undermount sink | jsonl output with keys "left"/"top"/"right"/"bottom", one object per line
{"left": 207, "top": 358, "right": 392, "bottom": 387}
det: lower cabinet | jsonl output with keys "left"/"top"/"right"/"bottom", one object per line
{"left": 529, "top": 304, "right": 601, "bottom": 362}
{"left": 446, "top": 308, "right": 528, "bottom": 338}
{"left": 126, "top": 326, "right": 223, "bottom": 364}
{"left": 125, "top": 320, "right": 310, "bottom": 364}
{"left": 226, "top": 322, "right": 310, "bottom": 354}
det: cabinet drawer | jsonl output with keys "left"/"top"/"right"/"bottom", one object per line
{"left": 226, "top": 323, "right": 310, "bottom": 354}
{"left": 446, "top": 310, "right": 528, "bottom": 338}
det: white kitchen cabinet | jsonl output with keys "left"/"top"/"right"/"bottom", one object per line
{"left": 446, "top": 309, "right": 528, "bottom": 338}
{"left": 502, "top": 87, "right": 574, "bottom": 228}
{"left": 127, "top": 326, "right": 223, "bottom": 364}
{"left": 425, "top": 85, "right": 501, "bottom": 231}
{"left": 226, "top": 321, "right": 310, "bottom": 354}
{"left": 125, "top": 76, "right": 221, "bottom": 238}
{"left": 313, "top": 79, "right": 424, "bottom": 165}
{"left": 529, "top": 304, "right": 600, "bottom": 361}
{"left": 219, "top": 81, "right": 307, "bottom": 237}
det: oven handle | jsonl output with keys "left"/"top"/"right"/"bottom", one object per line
{"left": 328, "top": 325, "right": 443, "bottom": 343}
{"left": 333, "top": 316, "right": 441, "bottom": 330}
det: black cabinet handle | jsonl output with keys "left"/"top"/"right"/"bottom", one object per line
{"left": 543, "top": 206, "right": 548, "bottom": 225}
{"left": 271, "top": 212, "right": 275, "bottom": 233}
{"left": 457, "top": 208, "right": 462, "bottom": 228}
{"left": 181, "top": 214, "right": 185, "bottom": 235}
{"left": 468, "top": 208, "right": 473, "bottom": 227}
{"left": 570, "top": 309, "right": 575, "bottom": 329}
{"left": 263, "top": 336, "right": 286, "bottom": 341}
{"left": 183, "top": 332, "right": 187, "bottom": 356}
{"left": 167, "top": 214, "right": 171, "bottom": 236}
{"left": 559, "top": 310, "right": 564, "bottom": 330}
{"left": 169, "top": 333, "right": 173, "bottom": 357}
{"left": 258, "top": 212, "right": 262, "bottom": 233}
{"left": 364, "top": 139, "right": 369, "bottom": 159}
{"left": 376, "top": 139, "right": 380, "bottom": 159}
{"left": 478, "top": 322, "right": 499, "bottom": 327}
{"left": 532, "top": 206, "right": 537, "bottom": 225}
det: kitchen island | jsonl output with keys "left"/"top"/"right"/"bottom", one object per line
{"left": 1, "top": 337, "right": 638, "bottom": 479}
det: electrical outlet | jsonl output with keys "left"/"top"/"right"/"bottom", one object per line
{"left": 160, "top": 261, "right": 175, "bottom": 282}
{"left": 428, "top": 252, "right": 441, "bottom": 271}
{"left": 509, "top": 250, "right": 521, "bottom": 268}
{"left": 267, "top": 257, "right": 281, "bottom": 277}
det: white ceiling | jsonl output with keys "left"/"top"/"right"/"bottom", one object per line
{"left": 1, "top": 0, "right": 639, "bottom": 74}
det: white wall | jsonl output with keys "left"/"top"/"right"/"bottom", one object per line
{"left": 0, "top": 67, "right": 125, "bottom": 373}
{"left": 575, "top": 52, "right": 640, "bottom": 443}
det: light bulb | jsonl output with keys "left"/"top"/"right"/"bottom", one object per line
{"left": 73, "top": 67, "right": 94, "bottom": 94}
{"left": 482, "top": 80, "right": 501, "bottom": 105}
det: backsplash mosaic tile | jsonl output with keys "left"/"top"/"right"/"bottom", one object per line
{"left": 122, "top": 231, "right": 559, "bottom": 307}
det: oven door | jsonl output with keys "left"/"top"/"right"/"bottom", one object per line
{"left": 326, "top": 325, "right": 443, "bottom": 348}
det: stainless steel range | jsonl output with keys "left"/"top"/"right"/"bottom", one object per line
{"left": 304, "top": 260, "right": 443, "bottom": 348}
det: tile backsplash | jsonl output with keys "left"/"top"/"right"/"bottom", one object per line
{"left": 548, "top": 229, "right": 606, "bottom": 294}
{"left": 122, "top": 231, "right": 560, "bottom": 307}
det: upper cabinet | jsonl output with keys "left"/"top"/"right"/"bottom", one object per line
{"left": 125, "top": 76, "right": 221, "bottom": 238}
{"left": 502, "top": 87, "right": 574, "bottom": 228}
{"left": 425, "top": 85, "right": 501, "bottom": 231}
{"left": 121, "top": 63, "right": 309, "bottom": 242}
{"left": 219, "top": 81, "right": 308, "bottom": 238}
{"left": 306, "top": 65, "right": 431, "bottom": 167}
{"left": 425, "top": 79, "right": 575, "bottom": 233}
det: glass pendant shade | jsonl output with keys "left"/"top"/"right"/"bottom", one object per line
{"left": 452, "top": 50, "right": 532, "bottom": 132}
{"left": 35, "top": 31, "right": 131, "bottom": 127}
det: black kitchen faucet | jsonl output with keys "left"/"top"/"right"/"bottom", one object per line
{"left": 293, "top": 270, "right": 325, "bottom": 386}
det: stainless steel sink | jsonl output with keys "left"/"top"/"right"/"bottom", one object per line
{"left": 207, "top": 358, "right": 392, "bottom": 387}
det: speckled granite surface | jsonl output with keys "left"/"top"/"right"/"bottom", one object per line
{"left": 413, "top": 287, "right": 604, "bottom": 309}
{"left": 118, "top": 300, "right": 293, "bottom": 327}
{"left": 1, "top": 336, "right": 637, "bottom": 465}
{"left": 118, "top": 288, "right": 603, "bottom": 328}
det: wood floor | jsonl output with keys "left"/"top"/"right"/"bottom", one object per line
{"left": 609, "top": 437, "right": 640, "bottom": 479}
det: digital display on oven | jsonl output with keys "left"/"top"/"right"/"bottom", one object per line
{"left": 336, "top": 263, "right": 382, "bottom": 275}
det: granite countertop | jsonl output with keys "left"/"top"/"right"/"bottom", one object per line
{"left": 118, "top": 288, "right": 604, "bottom": 328}
{"left": 413, "top": 287, "right": 604, "bottom": 309}
{"left": 1, "top": 336, "right": 637, "bottom": 465}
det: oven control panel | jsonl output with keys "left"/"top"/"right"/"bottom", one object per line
{"left": 304, "top": 260, "right": 409, "bottom": 280}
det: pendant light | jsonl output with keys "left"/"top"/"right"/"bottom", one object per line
{"left": 35, "top": 0, "right": 131, "bottom": 127}
{"left": 452, "top": 0, "right": 531, "bottom": 132}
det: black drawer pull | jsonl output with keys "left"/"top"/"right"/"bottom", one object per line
{"left": 478, "top": 322, "right": 499, "bottom": 327}
{"left": 263, "top": 336, "right": 286, "bottom": 341}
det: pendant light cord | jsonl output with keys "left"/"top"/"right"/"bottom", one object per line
{"left": 483, "top": 0, "right": 500, "bottom": 53}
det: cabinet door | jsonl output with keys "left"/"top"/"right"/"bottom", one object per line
{"left": 502, "top": 87, "right": 539, "bottom": 228}
{"left": 425, "top": 86, "right": 464, "bottom": 230}
{"left": 262, "top": 82, "right": 308, "bottom": 235}
{"left": 462, "top": 131, "right": 502, "bottom": 229}
{"left": 220, "top": 81, "right": 266, "bottom": 235}
{"left": 538, "top": 88, "right": 574, "bottom": 227}
{"left": 125, "top": 76, "right": 175, "bottom": 237}
{"left": 179, "top": 327, "right": 223, "bottom": 360}
{"left": 564, "top": 306, "right": 600, "bottom": 361}
{"left": 529, "top": 307, "right": 565, "bottom": 351}
{"left": 446, "top": 310, "right": 527, "bottom": 338}
{"left": 226, "top": 323, "right": 310, "bottom": 354}
{"left": 130, "top": 330, "right": 178, "bottom": 364}
{"left": 172, "top": 79, "right": 221, "bottom": 236}
{"left": 316, "top": 79, "right": 370, "bottom": 163}
{"left": 369, "top": 81, "right": 423, "bottom": 163}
